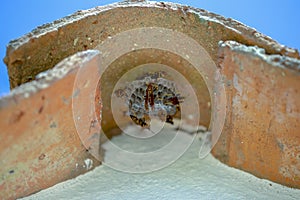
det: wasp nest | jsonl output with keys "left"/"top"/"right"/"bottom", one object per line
{"left": 115, "top": 72, "right": 184, "bottom": 128}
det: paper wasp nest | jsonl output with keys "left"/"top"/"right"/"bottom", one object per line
{"left": 115, "top": 71, "right": 183, "bottom": 128}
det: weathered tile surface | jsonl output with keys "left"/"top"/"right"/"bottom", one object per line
{"left": 213, "top": 41, "right": 300, "bottom": 189}
{"left": 0, "top": 50, "right": 101, "bottom": 200}
{"left": 1, "top": 1, "right": 300, "bottom": 199}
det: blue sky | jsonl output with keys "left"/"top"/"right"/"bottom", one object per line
{"left": 1, "top": 0, "right": 299, "bottom": 96}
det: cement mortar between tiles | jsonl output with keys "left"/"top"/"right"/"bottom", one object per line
{"left": 21, "top": 125, "right": 300, "bottom": 200}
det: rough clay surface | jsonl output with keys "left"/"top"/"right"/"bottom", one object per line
{"left": 21, "top": 126, "right": 300, "bottom": 200}
{"left": 219, "top": 40, "right": 300, "bottom": 72}
{"left": 213, "top": 41, "right": 300, "bottom": 189}
{"left": 4, "top": 1, "right": 299, "bottom": 89}
{"left": 7, "top": 1, "right": 299, "bottom": 57}
{"left": 0, "top": 50, "right": 101, "bottom": 200}
{"left": 0, "top": 50, "right": 99, "bottom": 105}
{"left": 1, "top": 0, "right": 300, "bottom": 198}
